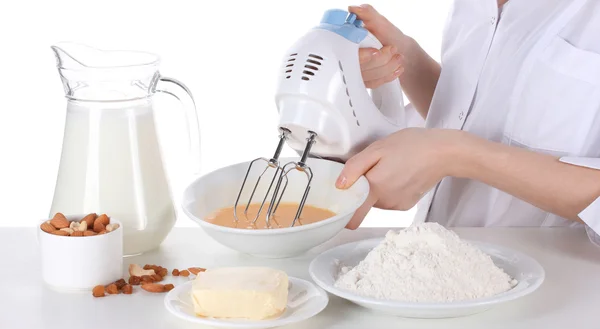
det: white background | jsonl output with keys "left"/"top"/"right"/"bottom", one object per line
{"left": 0, "top": 0, "right": 451, "bottom": 227}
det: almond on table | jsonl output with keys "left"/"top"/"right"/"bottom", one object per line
{"left": 122, "top": 284, "right": 133, "bottom": 294}
{"left": 189, "top": 267, "right": 206, "bottom": 275}
{"left": 129, "top": 276, "right": 141, "bottom": 285}
{"left": 114, "top": 279, "right": 127, "bottom": 289}
{"left": 90, "top": 263, "right": 209, "bottom": 298}
{"left": 106, "top": 283, "right": 119, "bottom": 294}
{"left": 157, "top": 267, "right": 168, "bottom": 277}
{"left": 92, "top": 285, "right": 105, "bottom": 297}
{"left": 141, "top": 283, "right": 165, "bottom": 293}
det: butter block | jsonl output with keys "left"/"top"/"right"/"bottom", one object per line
{"left": 191, "top": 267, "right": 289, "bottom": 320}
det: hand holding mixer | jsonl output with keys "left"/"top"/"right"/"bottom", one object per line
{"left": 234, "top": 9, "right": 407, "bottom": 227}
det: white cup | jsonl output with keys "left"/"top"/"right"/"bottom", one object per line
{"left": 38, "top": 214, "right": 123, "bottom": 292}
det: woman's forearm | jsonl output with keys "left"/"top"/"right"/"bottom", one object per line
{"left": 397, "top": 37, "right": 441, "bottom": 119}
{"left": 452, "top": 131, "right": 600, "bottom": 222}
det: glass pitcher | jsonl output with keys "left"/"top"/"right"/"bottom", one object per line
{"left": 49, "top": 42, "right": 200, "bottom": 256}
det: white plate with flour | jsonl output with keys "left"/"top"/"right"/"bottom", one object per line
{"left": 164, "top": 276, "right": 329, "bottom": 328}
{"left": 309, "top": 236, "right": 545, "bottom": 319}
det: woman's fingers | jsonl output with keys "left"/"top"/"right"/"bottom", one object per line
{"left": 348, "top": 4, "right": 388, "bottom": 32}
{"left": 346, "top": 188, "right": 378, "bottom": 230}
{"left": 362, "top": 52, "right": 403, "bottom": 83}
{"left": 336, "top": 141, "right": 384, "bottom": 189}
{"left": 361, "top": 45, "right": 396, "bottom": 71}
{"left": 349, "top": 4, "right": 398, "bottom": 46}
{"left": 364, "top": 65, "right": 404, "bottom": 89}
{"left": 359, "top": 47, "right": 379, "bottom": 64}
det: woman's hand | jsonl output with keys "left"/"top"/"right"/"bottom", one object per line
{"left": 351, "top": 4, "right": 410, "bottom": 88}
{"left": 335, "top": 128, "right": 466, "bottom": 229}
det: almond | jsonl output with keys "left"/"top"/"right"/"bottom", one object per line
{"left": 83, "top": 230, "right": 97, "bottom": 236}
{"left": 92, "top": 285, "right": 105, "bottom": 297}
{"left": 141, "top": 275, "right": 154, "bottom": 283}
{"left": 105, "top": 283, "right": 119, "bottom": 294}
{"left": 71, "top": 231, "right": 84, "bottom": 237}
{"left": 129, "top": 276, "right": 141, "bottom": 285}
{"left": 188, "top": 267, "right": 206, "bottom": 275}
{"left": 50, "top": 230, "right": 69, "bottom": 236}
{"left": 122, "top": 284, "right": 133, "bottom": 294}
{"left": 106, "top": 223, "right": 119, "bottom": 232}
{"left": 81, "top": 213, "right": 96, "bottom": 227}
{"left": 172, "top": 269, "right": 180, "bottom": 276}
{"left": 129, "top": 264, "right": 155, "bottom": 277}
{"left": 60, "top": 228, "right": 74, "bottom": 235}
{"left": 157, "top": 268, "right": 168, "bottom": 277}
{"left": 141, "top": 283, "right": 165, "bottom": 293}
{"left": 93, "top": 220, "right": 105, "bottom": 233}
{"left": 97, "top": 230, "right": 107, "bottom": 235}
{"left": 96, "top": 214, "right": 110, "bottom": 226}
{"left": 179, "top": 270, "right": 190, "bottom": 277}
{"left": 50, "top": 213, "right": 69, "bottom": 229}
{"left": 151, "top": 274, "right": 162, "bottom": 282}
{"left": 164, "top": 284, "right": 175, "bottom": 292}
{"left": 40, "top": 222, "right": 56, "bottom": 233}
{"left": 77, "top": 220, "right": 88, "bottom": 231}
{"left": 114, "top": 279, "right": 127, "bottom": 290}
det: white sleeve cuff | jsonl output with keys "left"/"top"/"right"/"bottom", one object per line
{"left": 404, "top": 102, "right": 426, "bottom": 128}
{"left": 559, "top": 157, "right": 600, "bottom": 243}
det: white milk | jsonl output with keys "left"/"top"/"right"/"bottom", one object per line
{"left": 50, "top": 99, "right": 176, "bottom": 256}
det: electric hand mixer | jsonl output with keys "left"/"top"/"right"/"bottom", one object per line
{"left": 234, "top": 9, "right": 406, "bottom": 226}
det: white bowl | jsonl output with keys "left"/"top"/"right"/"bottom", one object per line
{"left": 164, "top": 276, "right": 329, "bottom": 328}
{"left": 182, "top": 157, "right": 370, "bottom": 258}
{"left": 38, "top": 214, "right": 123, "bottom": 292}
{"left": 309, "top": 238, "right": 545, "bottom": 318}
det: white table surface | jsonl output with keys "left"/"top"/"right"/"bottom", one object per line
{"left": 2, "top": 226, "right": 599, "bottom": 329}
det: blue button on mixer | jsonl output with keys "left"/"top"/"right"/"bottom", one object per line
{"left": 346, "top": 13, "right": 357, "bottom": 24}
{"left": 320, "top": 9, "right": 349, "bottom": 25}
{"left": 317, "top": 9, "right": 368, "bottom": 43}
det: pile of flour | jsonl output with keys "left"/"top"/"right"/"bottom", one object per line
{"left": 334, "top": 222, "right": 518, "bottom": 303}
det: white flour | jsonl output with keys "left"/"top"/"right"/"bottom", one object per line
{"left": 334, "top": 222, "right": 518, "bottom": 302}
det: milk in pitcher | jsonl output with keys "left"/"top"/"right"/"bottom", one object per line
{"left": 50, "top": 99, "right": 176, "bottom": 255}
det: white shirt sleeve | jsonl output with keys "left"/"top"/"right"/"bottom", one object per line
{"left": 404, "top": 102, "right": 426, "bottom": 128}
{"left": 559, "top": 157, "right": 600, "bottom": 245}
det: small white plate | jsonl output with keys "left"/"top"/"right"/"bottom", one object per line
{"left": 309, "top": 238, "right": 545, "bottom": 319}
{"left": 164, "top": 276, "right": 329, "bottom": 328}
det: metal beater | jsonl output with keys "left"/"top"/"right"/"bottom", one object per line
{"left": 233, "top": 128, "right": 317, "bottom": 227}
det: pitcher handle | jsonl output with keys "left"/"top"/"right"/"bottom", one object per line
{"left": 155, "top": 76, "right": 202, "bottom": 175}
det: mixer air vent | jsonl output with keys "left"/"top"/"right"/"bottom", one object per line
{"left": 285, "top": 53, "right": 298, "bottom": 79}
{"left": 300, "top": 54, "right": 323, "bottom": 81}
{"left": 339, "top": 60, "right": 360, "bottom": 127}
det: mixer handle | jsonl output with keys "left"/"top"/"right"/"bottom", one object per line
{"left": 358, "top": 32, "right": 407, "bottom": 127}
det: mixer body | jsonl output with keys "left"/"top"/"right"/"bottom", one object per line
{"left": 275, "top": 9, "right": 407, "bottom": 162}
{"left": 233, "top": 9, "right": 409, "bottom": 227}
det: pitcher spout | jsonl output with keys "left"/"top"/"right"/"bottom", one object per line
{"left": 51, "top": 42, "right": 162, "bottom": 101}
{"left": 51, "top": 42, "right": 89, "bottom": 70}
{"left": 51, "top": 42, "right": 160, "bottom": 70}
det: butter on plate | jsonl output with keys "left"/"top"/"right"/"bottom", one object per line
{"left": 191, "top": 267, "right": 289, "bottom": 320}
